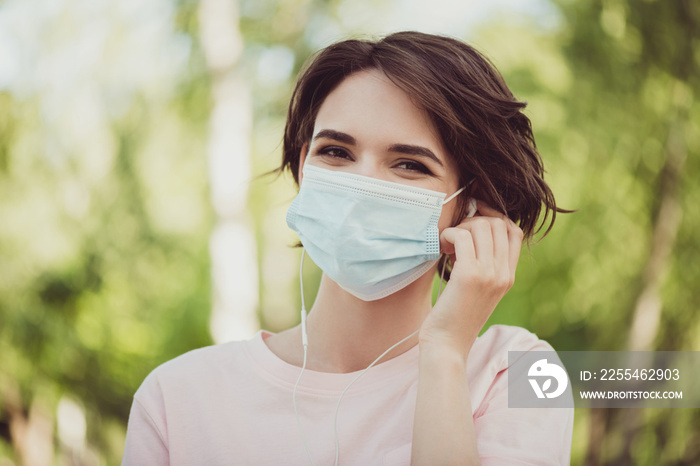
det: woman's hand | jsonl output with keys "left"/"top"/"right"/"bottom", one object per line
{"left": 419, "top": 200, "right": 524, "bottom": 358}
{"left": 412, "top": 200, "right": 521, "bottom": 465}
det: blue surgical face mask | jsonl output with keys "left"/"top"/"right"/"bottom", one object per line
{"left": 286, "top": 164, "right": 475, "bottom": 301}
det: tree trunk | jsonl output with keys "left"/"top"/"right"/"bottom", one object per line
{"left": 618, "top": 80, "right": 690, "bottom": 464}
{"left": 626, "top": 100, "right": 687, "bottom": 352}
{"left": 198, "top": 0, "right": 259, "bottom": 343}
{"left": 4, "top": 384, "right": 54, "bottom": 466}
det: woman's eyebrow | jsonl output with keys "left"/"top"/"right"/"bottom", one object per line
{"left": 313, "top": 130, "right": 444, "bottom": 167}
{"left": 388, "top": 144, "right": 444, "bottom": 167}
{"left": 313, "top": 129, "right": 356, "bottom": 145}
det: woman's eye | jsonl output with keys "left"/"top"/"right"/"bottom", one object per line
{"left": 396, "top": 160, "right": 433, "bottom": 175}
{"left": 317, "top": 146, "right": 350, "bottom": 159}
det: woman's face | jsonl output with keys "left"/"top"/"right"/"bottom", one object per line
{"left": 299, "top": 69, "right": 462, "bottom": 231}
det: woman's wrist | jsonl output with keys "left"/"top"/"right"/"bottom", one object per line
{"left": 418, "top": 333, "right": 475, "bottom": 366}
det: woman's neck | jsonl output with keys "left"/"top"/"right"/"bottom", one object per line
{"left": 268, "top": 270, "right": 436, "bottom": 373}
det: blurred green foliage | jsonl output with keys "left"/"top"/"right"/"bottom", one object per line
{"left": 0, "top": 0, "right": 698, "bottom": 464}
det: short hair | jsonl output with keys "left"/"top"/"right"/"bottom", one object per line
{"left": 278, "top": 31, "right": 566, "bottom": 278}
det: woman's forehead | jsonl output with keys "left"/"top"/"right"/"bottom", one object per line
{"left": 312, "top": 70, "right": 445, "bottom": 154}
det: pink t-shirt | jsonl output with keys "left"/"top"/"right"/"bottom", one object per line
{"left": 122, "top": 325, "right": 573, "bottom": 465}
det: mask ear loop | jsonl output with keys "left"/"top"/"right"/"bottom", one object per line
{"left": 443, "top": 185, "right": 466, "bottom": 204}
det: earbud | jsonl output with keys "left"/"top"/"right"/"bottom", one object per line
{"left": 466, "top": 197, "right": 477, "bottom": 218}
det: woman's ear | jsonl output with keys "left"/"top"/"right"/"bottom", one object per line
{"left": 298, "top": 143, "right": 308, "bottom": 185}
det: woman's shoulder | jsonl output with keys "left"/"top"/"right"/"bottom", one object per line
{"left": 475, "top": 324, "right": 554, "bottom": 354}
{"left": 467, "top": 324, "right": 556, "bottom": 398}
{"left": 134, "top": 335, "right": 257, "bottom": 402}
{"left": 163, "top": 340, "right": 243, "bottom": 371}
{"left": 468, "top": 326, "right": 574, "bottom": 464}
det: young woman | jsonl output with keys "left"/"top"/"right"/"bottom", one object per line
{"left": 123, "top": 31, "right": 573, "bottom": 465}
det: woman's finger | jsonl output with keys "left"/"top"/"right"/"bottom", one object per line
{"left": 507, "top": 222, "right": 524, "bottom": 279}
{"left": 440, "top": 227, "right": 476, "bottom": 263}
{"left": 467, "top": 218, "right": 494, "bottom": 265}
{"left": 490, "top": 217, "right": 510, "bottom": 276}
{"left": 473, "top": 199, "right": 522, "bottom": 276}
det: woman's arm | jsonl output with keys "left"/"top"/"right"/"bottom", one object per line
{"left": 412, "top": 343, "right": 479, "bottom": 465}
{"left": 122, "top": 397, "right": 170, "bottom": 465}
{"left": 411, "top": 201, "right": 523, "bottom": 465}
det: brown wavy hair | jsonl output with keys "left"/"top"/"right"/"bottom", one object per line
{"left": 276, "top": 31, "right": 567, "bottom": 277}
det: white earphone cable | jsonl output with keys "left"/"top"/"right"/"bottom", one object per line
{"left": 437, "top": 253, "right": 448, "bottom": 298}
{"left": 332, "top": 327, "right": 419, "bottom": 465}
{"left": 293, "top": 249, "right": 315, "bottom": 465}
{"left": 295, "top": 226, "right": 459, "bottom": 465}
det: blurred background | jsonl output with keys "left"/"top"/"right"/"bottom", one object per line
{"left": 0, "top": 0, "right": 698, "bottom": 464}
